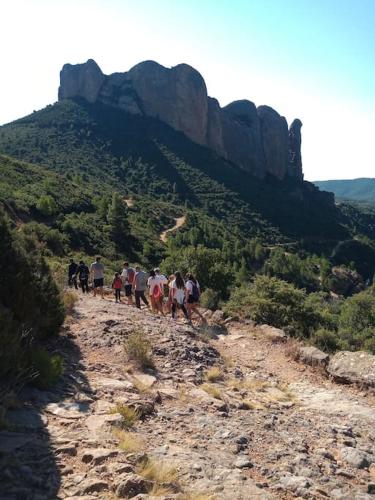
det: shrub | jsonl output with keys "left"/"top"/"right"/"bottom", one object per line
{"left": 137, "top": 458, "right": 178, "bottom": 485}
{"left": 205, "top": 367, "right": 224, "bottom": 383}
{"left": 36, "top": 195, "right": 58, "bottom": 216}
{"left": 124, "top": 331, "right": 155, "bottom": 370}
{"left": 201, "top": 383, "right": 222, "bottom": 399}
{"left": 31, "top": 349, "right": 64, "bottom": 389}
{"left": 200, "top": 288, "right": 221, "bottom": 310}
{"left": 63, "top": 290, "right": 79, "bottom": 315}
{"left": 310, "top": 328, "right": 340, "bottom": 353}
{"left": 223, "top": 275, "right": 320, "bottom": 337}
{"left": 113, "top": 429, "right": 143, "bottom": 452}
{"left": 110, "top": 404, "right": 139, "bottom": 429}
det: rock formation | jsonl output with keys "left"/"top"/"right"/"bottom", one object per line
{"left": 58, "top": 59, "right": 304, "bottom": 180}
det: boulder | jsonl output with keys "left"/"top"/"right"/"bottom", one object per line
{"left": 115, "top": 473, "right": 152, "bottom": 498}
{"left": 340, "top": 447, "right": 374, "bottom": 469}
{"left": 81, "top": 448, "right": 118, "bottom": 465}
{"left": 298, "top": 346, "right": 329, "bottom": 367}
{"left": 327, "top": 351, "right": 375, "bottom": 387}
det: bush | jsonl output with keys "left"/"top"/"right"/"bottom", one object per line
{"left": 31, "top": 349, "right": 64, "bottom": 389}
{"left": 110, "top": 404, "right": 139, "bottom": 429}
{"left": 36, "top": 195, "right": 58, "bottom": 216}
{"left": 200, "top": 288, "right": 221, "bottom": 310}
{"left": 223, "top": 275, "right": 320, "bottom": 336}
{"left": 63, "top": 290, "right": 79, "bottom": 315}
{"left": 124, "top": 331, "right": 155, "bottom": 370}
{"left": 0, "top": 209, "right": 65, "bottom": 402}
{"left": 310, "top": 328, "right": 340, "bottom": 353}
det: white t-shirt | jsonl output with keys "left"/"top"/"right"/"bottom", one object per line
{"left": 186, "top": 279, "right": 200, "bottom": 295}
{"left": 147, "top": 275, "right": 166, "bottom": 295}
{"left": 171, "top": 279, "right": 185, "bottom": 304}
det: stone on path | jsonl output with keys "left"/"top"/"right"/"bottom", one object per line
{"left": 328, "top": 351, "right": 375, "bottom": 387}
{"left": 132, "top": 373, "right": 157, "bottom": 388}
{"left": 298, "top": 346, "right": 329, "bottom": 367}
{"left": 92, "top": 377, "right": 134, "bottom": 390}
{"left": 85, "top": 413, "right": 124, "bottom": 434}
{"left": 45, "top": 402, "right": 90, "bottom": 419}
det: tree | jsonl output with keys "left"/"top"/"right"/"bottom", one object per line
{"left": 107, "top": 193, "right": 130, "bottom": 251}
{"left": 36, "top": 195, "right": 58, "bottom": 216}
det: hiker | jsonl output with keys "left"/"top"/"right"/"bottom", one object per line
{"left": 90, "top": 256, "right": 104, "bottom": 298}
{"left": 134, "top": 266, "right": 149, "bottom": 309}
{"left": 154, "top": 268, "right": 168, "bottom": 309}
{"left": 68, "top": 258, "right": 78, "bottom": 290}
{"left": 165, "top": 274, "right": 175, "bottom": 313}
{"left": 77, "top": 260, "right": 89, "bottom": 293}
{"left": 121, "top": 262, "right": 135, "bottom": 306}
{"left": 147, "top": 270, "right": 165, "bottom": 315}
{"left": 112, "top": 272, "right": 123, "bottom": 303}
{"left": 185, "top": 272, "right": 204, "bottom": 322}
{"left": 171, "top": 271, "right": 189, "bottom": 321}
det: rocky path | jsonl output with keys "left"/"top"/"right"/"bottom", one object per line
{"left": 160, "top": 216, "right": 186, "bottom": 243}
{"left": 1, "top": 296, "right": 375, "bottom": 500}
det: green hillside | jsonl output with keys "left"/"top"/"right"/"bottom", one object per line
{"left": 0, "top": 98, "right": 375, "bottom": 359}
{"left": 0, "top": 98, "right": 351, "bottom": 244}
{"left": 314, "top": 178, "right": 375, "bottom": 204}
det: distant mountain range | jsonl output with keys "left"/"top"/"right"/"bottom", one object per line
{"left": 314, "top": 178, "right": 375, "bottom": 204}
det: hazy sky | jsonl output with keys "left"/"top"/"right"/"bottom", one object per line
{"left": 1, "top": 0, "right": 374, "bottom": 180}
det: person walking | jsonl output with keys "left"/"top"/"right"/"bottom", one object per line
{"left": 68, "top": 258, "right": 78, "bottom": 290}
{"left": 185, "top": 272, "right": 204, "bottom": 322}
{"left": 77, "top": 260, "right": 89, "bottom": 293}
{"left": 134, "top": 266, "right": 149, "bottom": 309}
{"left": 154, "top": 268, "right": 168, "bottom": 310}
{"left": 171, "top": 271, "right": 189, "bottom": 321}
{"left": 147, "top": 270, "right": 164, "bottom": 315}
{"left": 112, "top": 272, "right": 123, "bottom": 303}
{"left": 90, "top": 256, "right": 105, "bottom": 298}
{"left": 121, "top": 262, "right": 135, "bottom": 306}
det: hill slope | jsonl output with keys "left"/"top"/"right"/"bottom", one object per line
{"left": 0, "top": 98, "right": 353, "bottom": 244}
{"left": 314, "top": 178, "right": 375, "bottom": 204}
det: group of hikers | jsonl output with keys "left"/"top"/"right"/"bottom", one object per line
{"left": 68, "top": 257, "right": 204, "bottom": 323}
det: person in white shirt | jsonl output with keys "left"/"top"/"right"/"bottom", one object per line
{"left": 147, "top": 269, "right": 165, "bottom": 315}
{"left": 171, "top": 271, "right": 189, "bottom": 321}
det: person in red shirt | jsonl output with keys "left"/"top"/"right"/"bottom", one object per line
{"left": 112, "top": 272, "right": 123, "bottom": 303}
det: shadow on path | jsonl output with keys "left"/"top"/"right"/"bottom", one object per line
{"left": 0, "top": 320, "right": 93, "bottom": 500}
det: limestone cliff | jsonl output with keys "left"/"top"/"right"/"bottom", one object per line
{"left": 58, "top": 59, "right": 303, "bottom": 180}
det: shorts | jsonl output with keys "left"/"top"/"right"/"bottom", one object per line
{"left": 93, "top": 278, "right": 104, "bottom": 288}
{"left": 125, "top": 284, "right": 133, "bottom": 297}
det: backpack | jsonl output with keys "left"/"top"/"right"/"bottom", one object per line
{"left": 189, "top": 280, "right": 200, "bottom": 301}
{"left": 137, "top": 271, "right": 148, "bottom": 289}
{"left": 152, "top": 283, "right": 162, "bottom": 299}
{"left": 127, "top": 268, "right": 135, "bottom": 284}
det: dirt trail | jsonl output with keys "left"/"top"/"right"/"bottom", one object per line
{"left": 160, "top": 215, "right": 186, "bottom": 242}
{"left": 1, "top": 296, "right": 375, "bottom": 499}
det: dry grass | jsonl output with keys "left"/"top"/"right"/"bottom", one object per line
{"left": 181, "top": 494, "right": 216, "bottom": 500}
{"left": 138, "top": 458, "right": 178, "bottom": 486}
{"left": 63, "top": 290, "right": 78, "bottom": 315}
{"left": 109, "top": 404, "right": 139, "bottom": 429}
{"left": 124, "top": 331, "right": 155, "bottom": 370}
{"left": 205, "top": 366, "right": 224, "bottom": 383}
{"left": 112, "top": 429, "right": 144, "bottom": 452}
{"left": 240, "top": 399, "right": 263, "bottom": 410}
{"left": 149, "top": 484, "right": 176, "bottom": 496}
{"left": 178, "top": 385, "right": 190, "bottom": 403}
{"left": 228, "top": 378, "right": 270, "bottom": 393}
{"left": 201, "top": 383, "right": 222, "bottom": 400}
{"left": 284, "top": 338, "right": 301, "bottom": 361}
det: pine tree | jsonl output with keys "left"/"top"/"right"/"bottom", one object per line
{"left": 107, "top": 192, "right": 130, "bottom": 250}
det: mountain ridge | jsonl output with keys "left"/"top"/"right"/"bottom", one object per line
{"left": 313, "top": 178, "right": 375, "bottom": 204}
{"left": 58, "top": 59, "right": 303, "bottom": 181}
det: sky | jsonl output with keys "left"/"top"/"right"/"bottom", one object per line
{"left": 1, "top": 0, "right": 374, "bottom": 180}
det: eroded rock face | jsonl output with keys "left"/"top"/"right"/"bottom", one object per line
{"left": 58, "top": 59, "right": 105, "bottom": 103}
{"left": 58, "top": 59, "right": 303, "bottom": 180}
{"left": 257, "top": 105, "right": 289, "bottom": 180}
{"left": 288, "top": 119, "right": 303, "bottom": 180}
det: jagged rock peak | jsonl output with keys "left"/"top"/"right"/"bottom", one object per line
{"left": 58, "top": 59, "right": 303, "bottom": 181}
